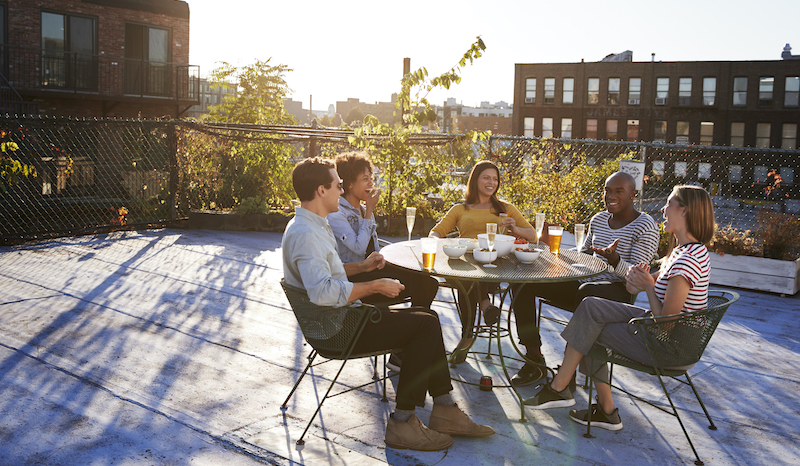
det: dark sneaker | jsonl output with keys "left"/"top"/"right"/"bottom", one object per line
{"left": 386, "top": 353, "right": 402, "bottom": 373}
{"left": 523, "top": 383, "right": 575, "bottom": 409}
{"left": 569, "top": 404, "right": 623, "bottom": 431}
{"left": 511, "top": 356, "right": 546, "bottom": 387}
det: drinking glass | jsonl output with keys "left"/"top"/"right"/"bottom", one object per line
{"left": 420, "top": 237, "right": 437, "bottom": 271}
{"left": 535, "top": 212, "right": 545, "bottom": 244}
{"left": 485, "top": 223, "right": 497, "bottom": 268}
{"left": 290, "top": 199, "right": 300, "bottom": 210}
{"left": 498, "top": 213, "right": 508, "bottom": 235}
{"left": 548, "top": 225, "right": 564, "bottom": 255}
{"left": 406, "top": 207, "right": 416, "bottom": 241}
{"left": 574, "top": 223, "right": 585, "bottom": 251}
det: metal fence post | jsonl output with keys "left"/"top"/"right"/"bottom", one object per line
{"left": 308, "top": 119, "right": 317, "bottom": 158}
{"left": 168, "top": 121, "right": 178, "bottom": 222}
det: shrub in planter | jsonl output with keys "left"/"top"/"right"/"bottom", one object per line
{"left": 710, "top": 209, "right": 800, "bottom": 261}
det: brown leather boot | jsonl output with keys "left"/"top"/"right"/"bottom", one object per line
{"left": 428, "top": 404, "right": 495, "bottom": 437}
{"left": 384, "top": 414, "right": 454, "bottom": 451}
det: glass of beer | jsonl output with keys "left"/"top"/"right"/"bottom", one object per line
{"left": 498, "top": 213, "right": 508, "bottom": 235}
{"left": 406, "top": 207, "right": 416, "bottom": 241}
{"left": 421, "top": 237, "right": 437, "bottom": 271}
{"left": 535, "top": 212, "right": 545, "bottom": 244}
{"left": 574, "top": 223, "right": 585, "bottom": 251}
{"left": 548, "top": 225, "right": 564, "bottom": 255}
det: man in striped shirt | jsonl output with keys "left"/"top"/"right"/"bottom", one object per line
{"left": 511, "top": 172, "right": 660, "bottom": 387}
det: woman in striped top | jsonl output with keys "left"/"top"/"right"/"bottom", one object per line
{"left": 524, "top": 185, "right": 714, "bottom": 432}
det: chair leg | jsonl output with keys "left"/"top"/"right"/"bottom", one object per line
{"left": 281, "top": 351, "right": 319, "bottom": 410}
{"left": 381, "top": 353, "right": 389, "bottom": 402}
{"left": 654, "top": 372, "right": 705, "bottom": 465}
{"left": 372, "top": 355, "right": 379, "bottom": 380}
{"left": 296, "top": 358, "right": 351, "bottom": 446}
{"left": 684, "top": 372, "right": 717, "bottom": 430}
{"left": 584, "top": 368, "right": 595, "bottom": 438}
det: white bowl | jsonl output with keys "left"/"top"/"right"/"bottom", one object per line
{"left": 458, "top": 238, "right": 479, "bottom": 252}
{"left": 473, "top": 248, "right": 498, "bottom": 263}
{"left": 477, "top": 233, "right": 515, "bottom": 256}
{"left": 443, "top": 245, "right": 466, "bottom": 258}
{"left": 514, "top": 247, "right": 541, "bottom": 264}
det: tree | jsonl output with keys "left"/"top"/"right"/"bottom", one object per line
{"left": 0, "top": 129, "right": 37, "bottom": 196}
{"left": 184, "top": 60, "right": 300, "bottom": 210}
{"left": 345, "top": 106, "right": 364, "bottom": 125}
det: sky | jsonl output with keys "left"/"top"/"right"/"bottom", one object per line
{"left": 187, "top": 0, "right": 800, "bottom": 112}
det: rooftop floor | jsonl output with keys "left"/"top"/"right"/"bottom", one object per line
{"left": 0, "top": 229, "right": 798, "bottom": 465}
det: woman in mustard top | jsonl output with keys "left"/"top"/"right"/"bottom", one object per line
{"left": 429, "top": 161, "right": 537, "bottom": 363}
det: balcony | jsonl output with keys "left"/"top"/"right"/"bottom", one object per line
{"left": 0, "top": 44, "right": 199, "bottom": 106}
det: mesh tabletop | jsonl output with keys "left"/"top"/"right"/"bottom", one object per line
{"left": 381, "top": 239, "right": 610, "bottom": 284}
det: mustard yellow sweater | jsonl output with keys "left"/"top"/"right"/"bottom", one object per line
{"left": 430, "top": 203, "right": 533, "bottom": 238}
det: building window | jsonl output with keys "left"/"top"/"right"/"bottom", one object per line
{"left": 756, "top": 123, "right": 771, "bottom": 148}
{"left": 785, "top": 77, "right": 799, "bottom": 107}
{"left": 608, "top": 78, "right": 620, "bottom": 105}
{"left": 732, "top": 77, "right": 747, "bottom": 106}
{"left": 674, "top": 162, "right": 688, "bottom": 178}
{"left": 676, "top": 121, "right": 690, "bottom": 145}
{"left": 606, "top": 120, "right": 618, "bottom": 140}
{"left": 729, "top": 165, "right": 742, "bottom": 183}
{"left": 782, "top": 123, "right": 797, "bottom": 149}
{"left": 542, "top": 118, "right": 553, "bottom": 137}
{"left": 562, "top": 78, "right": 574, "bottom": 104}
{"left": 758, "top": 77, "right": 774, "bottom": 106}
{"left": 700, "top": 122, "right": 714, "bottom": 145}
{"left": 628, "top": 77, "right": 641, "bottom": 104}
{"left": 561, "top": 118, "right": 572, "bottom": 138}
{"left": 652, "top": 160, "right": 665, "bottom": 176}
{"left": 678, "top": 77, "right": 692, "bottom": 106}
{"left": 654, "top": 120, "right": 667, "bottom": 142}
{"left": 655, "top": 77, "right": 669, "bottom": 105}
{"left": 125, "top": 23, "right": 172, "bottom": 96}
{"left": 626, "top": 119, "right": 639, "bottom": 141}
{"left": 730, "top": 122, "right": 745, "bottom": 146}
{"left": 41, "top": 11, "right": 98, "bottom": 90}
{"left": 587, "top": 78, "right": 599, "bottom": 104}
{"left": 525, "top": 78, "right": 536, "bottom": 103}
{"left": 544, "top": 78, "right": 555, "bottom": 104}
{"left": 698, "top": 163, "right": 712, "bottom": 179}
{"left": 523, "top": 117, "right": 534, "bottom": 137}
{"left": 754, "top": 166, "right": 768, "bottom": 184}
{"left": 703, "top": 77, "right": 716, "bottom": 106}
{"left": 586, "top": 119, "right": 598, "bottom": 138}
{"left": 781, "top": 167, "right": 795, "bottom": 185}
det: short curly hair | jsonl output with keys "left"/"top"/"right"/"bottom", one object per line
{"left": 335, "top": 151, "right": 373, "bottom": 195}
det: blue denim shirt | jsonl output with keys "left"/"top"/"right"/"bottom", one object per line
{"left": 281, "top": 207, "right": 353, "bottom": 308}
{"left": 327, "top": 196, "right": 379, "bottom": 264}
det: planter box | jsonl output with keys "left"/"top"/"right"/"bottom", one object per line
{"left": 188, "top": 211, "right": 291, "bottom": 232}
{"left": 709, "top": 252, "right": 800, "bottom": 296}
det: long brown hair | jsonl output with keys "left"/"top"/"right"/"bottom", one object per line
{"left": 663, "top": 184, "right": 715, "bottom": 258}
{"left": 464, "top": 160, "right": 506, "bottom": 214}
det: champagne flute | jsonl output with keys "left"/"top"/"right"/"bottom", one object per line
{"left": 574, "top": 223, "right": 586, "bottom": 251}
{"left": 534, "top": 212, "right": 545, "bottom": 244}
{"left": 406, "top": 207, "right": 416, "bottom": 241}
{"left": 485, "top": 223, "right": 497, "bottom": 268}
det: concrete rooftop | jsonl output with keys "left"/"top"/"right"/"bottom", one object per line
{"left": 0, "top": 228, "right": 798, "bottom": 465}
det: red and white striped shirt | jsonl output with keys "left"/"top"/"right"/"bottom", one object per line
{"left": 654, "top": 242, "right": 710, "bottom": 312}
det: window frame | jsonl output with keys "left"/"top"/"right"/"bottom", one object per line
{"left": 678, "top": 77, "right": 692, "bottom": 106}
{"left": 587, "top": 77, "right": 599, "bottom": 105}
{"left": 525, "top": 78, "right": 536, "bottom": 103}
{"left": 543, "top": 77, "right": 555, "bottom": 104}
{"left": 700, "top": 121, "right": 714, "bottom": 145}
{"left": 628, "top": 77, "right": 641, "bottom": 104}
{"left": 784, "top": 76, "right": 799, "bottom": 107}
{"left": 732, "top": 76, "right": 748, "bottom": 107}
{"left": 586, "top": 119, "right": 598, "bottom": 139}
{"left": 40, "top": 9, "right": 99, "bottom": 90}
{"left": 607, "top": 77, "right": 620, "bottom": 105}
{"left": 562, "top": 77, "right": 574, "bottom": 105}
{"left": 758, "top": 76, "right": 774, "bottom": 107}
{"left": 702, "top": 77, "right": 716, "bottom": 106}
{"left": 756, "top": 123, "right": 771, "bottom": 148}
{"left": 730, "top": 122, "right": 745, "bottom": 147}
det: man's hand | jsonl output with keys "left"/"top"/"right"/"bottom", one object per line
{"left": 361, "top": 252, "right": 386, "bottom": 273}
{"left": 364, "top": 188, "right": 381, "bottom": 216}
{"left": 373, "top": 278, "right": 404, "bottom": 298}
{"left": 589, "top": 238, "right": 621, "bottom": 266}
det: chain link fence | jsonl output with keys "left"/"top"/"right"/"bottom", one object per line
{"left": 1, "top": 115, "right": 798, "bottom": 244}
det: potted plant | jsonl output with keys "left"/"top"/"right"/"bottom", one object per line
{"left": 708, "top": 210, "right": 800, "bottom": 296}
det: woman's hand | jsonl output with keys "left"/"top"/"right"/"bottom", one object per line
{"left": 625, "top": 262, "right": 653, "bottom": 294}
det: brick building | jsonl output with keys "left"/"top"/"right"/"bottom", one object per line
{"left": 0, "top": 0, "right": 199, "bottom": 118}
{"left": 187, "top": 78, "right": 236, "bottom": 119}
{"left": 336, "top": 95, "right": 399, "bottom": 126}
{"left": 512, "top": 48, "right": 800, "bottom": 148}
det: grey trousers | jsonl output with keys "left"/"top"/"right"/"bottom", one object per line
{"left": 561, "top": 296, "right": 654, "bottom": 384}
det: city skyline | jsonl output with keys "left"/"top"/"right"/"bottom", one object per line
{"left": 188, "top": 0, "right": 799, "bottom": 112}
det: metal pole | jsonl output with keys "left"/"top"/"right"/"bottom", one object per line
{"left": 639, "top": 145, "right": 646, "bottom": 212}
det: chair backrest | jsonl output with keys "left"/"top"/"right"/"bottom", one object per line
{"left": 636, "top": 290, "right": 739, "bottom": 369}
{"left": 280, "top": 279, "right": 373, "bottom": 358}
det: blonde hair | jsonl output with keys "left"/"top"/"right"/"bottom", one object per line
{"left": 664, "top": 184, "right": 716, "bottom": 257}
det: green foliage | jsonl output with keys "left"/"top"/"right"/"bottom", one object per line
{"left": 496, "top": 138, "right": 636, "bottom": 230}
{"left": 0, "top": 132, "right": 37, "bottom": 195}
{"left": 345, "top": 107, "right": 364, "bottom": 125}
{"left": 710, "top": 224, "right": 759, "bottom": 257}
{"left": 710, "top": 210, "right": 800, "bottom": 261}
{"left": 181, "top": 60, "right": 299, "bottom": 212}
{"left": 236, "top": 195, "right": 269, "bottom": 214}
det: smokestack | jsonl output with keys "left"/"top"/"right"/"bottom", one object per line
{"left": 651, "top": 53, "right": 655, "bottom": 62}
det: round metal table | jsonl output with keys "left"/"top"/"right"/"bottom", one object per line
{"left": 381, "top": 239, "right": 610, "bottom": 421}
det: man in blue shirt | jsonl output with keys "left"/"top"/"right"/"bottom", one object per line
{"left": 282, "top": 157, "right": 493, "bottom": 451}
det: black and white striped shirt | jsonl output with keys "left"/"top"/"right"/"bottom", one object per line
{"left": 581, "top": 211, "right": 660, "bottom": 283}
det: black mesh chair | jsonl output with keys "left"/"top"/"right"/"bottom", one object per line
{"left": 583, "top": 290, "right": 739, "bottom": 466}
{"left": 279, "top": 279, "right": 397, "bottom": 445}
